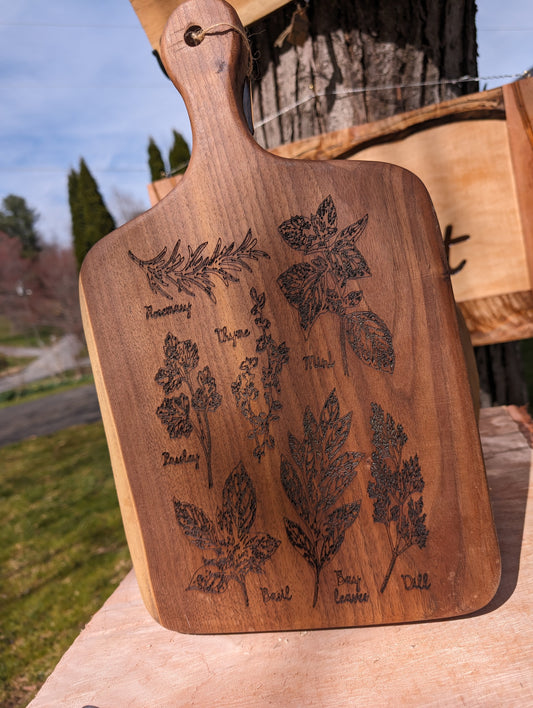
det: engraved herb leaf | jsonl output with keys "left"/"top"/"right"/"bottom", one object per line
{"left": 128, "top": 229, "right": 270, "bottom": 303}
{"left": 281, "top": 389, "right": 363, "bottom": 607}
{"left": 232, "top": 288, "right": 289, "bottom": 461}
{"left": 173, "top": 462, "right": 281, "bottom": 606}
{"left": 155, "top": 333, "right": 221, "bottom": 488}
{"left": 367, "top": 403, "right": 428, "bottom": 593}
{"left": 276, "top": 195, "right": 394, "bottom": 376}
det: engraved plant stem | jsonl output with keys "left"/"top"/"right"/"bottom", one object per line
{"left": 184, "top": 376, "right": 213, "bottom": 488}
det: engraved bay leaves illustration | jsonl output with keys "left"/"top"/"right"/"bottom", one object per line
{"left": 276, "top": 195, "right": 395, "bottom": 377}
{"left": 281, "top": 394, "right": 429, "bottom": 607}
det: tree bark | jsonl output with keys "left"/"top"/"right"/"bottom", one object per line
{"left": 249, "top": 0, "right": 478, "bottom": 149}
{"left": 249, "top": 0, "right": 528, "bottom": 407}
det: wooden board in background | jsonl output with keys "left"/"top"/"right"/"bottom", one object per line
{"left": 130, "top": 0, "right": 291, "bottom": 50}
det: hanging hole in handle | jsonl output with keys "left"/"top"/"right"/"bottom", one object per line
{"left": 184, "top": 25, "right": 204, "bottom": 46}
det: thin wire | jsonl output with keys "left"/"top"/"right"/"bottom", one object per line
{"left": 254, "top": 72, "right": 528, "bottom": 129}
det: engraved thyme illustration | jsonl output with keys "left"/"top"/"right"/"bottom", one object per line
{"left": 281, "top": 389, "right": 363, "bottom": 607}
{"left": 367, "top": 403, "right": 428, "bottom": 593}
{"left": 128, "top": 229, "right": 270, "bottom": 302}
{"left": 155, "top": 333, "right": 221, "bottom": 488}
{"left": 276, "top": 195, "right": 394, "bottom": 376}
{"left": 173, "top": 462, "right": 281, "bottom": 607}
{"left": 231, "top": 288, "right": 290, "bottom": 461}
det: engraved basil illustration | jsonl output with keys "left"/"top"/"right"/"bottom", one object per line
{"left": 173, "top": 462, "right": 281, "bottom": 607}
{"left": 231, "top": 288, "right": 289, "bottom": 461}
{"left": 281, "top": 389, "right": 363, "bottom": 607}
{"left": 367, "top": 403, "right": 429, "bottom": 593}
{"left": 128, "top": 229, "right": 269, "bottom": 302}
{"left": 155, "top": 333, "right": 221, "bottom": 488}
{"left": 276, "top": 195, "right": 395, "bottom": 376}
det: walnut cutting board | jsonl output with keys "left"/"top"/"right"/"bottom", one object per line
{"left": 80, "top": 0, "right": 500, "bottom": 633}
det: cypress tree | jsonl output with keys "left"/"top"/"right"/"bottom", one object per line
{"left": 68, "top": 169, "right": 85, "bottom": 269}
{"left": 148, "top": 137, "right": 166, "bottom": 181}
{"left": 69, "top": 158, "right": 116, "bottom": 271}
{"left": 168, "top": 130, "right": 190, "bottom": 175}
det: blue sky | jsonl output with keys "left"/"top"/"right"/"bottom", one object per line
{"left": 0, "top": 0, "right": 531, "bottom": 247}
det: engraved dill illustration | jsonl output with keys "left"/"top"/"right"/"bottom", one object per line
{"left": 173, "top": 462, "right": 281, "bottom": 607}
{"left": 281, "top": 389, "right": 363, "bottom": 607}
{"left": 155, "top": 333, "right": 221, "bottom": 488}
{"left": 367, "top": 403, "right": 429, "bottom": 593}
{"left": 276, "top": 195, "right": 394, "bottom": 376}
{"left": 128, "top": 229, "right": 270, "bottom": 302}
{"left": 231, "top": 288, "right": 290, "bottom": 461}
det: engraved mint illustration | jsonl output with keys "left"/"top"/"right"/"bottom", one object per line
{"left": 155, "top": 333, "right": 221, "bottom": 488}
{"left": 128, "top": 229, "right": 270, "bottom": 303}
{"left": 367, "top": 403, "right": 428, "bottom": 593}
{"left": 276, "top": 195, "right": 394, "bottom": 376}
{"left": 231, "top": 288, "right": 290, "bottom": 461}
{"left": 281, "top": 389, "right": 363, "bottom": 607}
{"left": 173, "top": 462, "right": 281, "bottom": 607}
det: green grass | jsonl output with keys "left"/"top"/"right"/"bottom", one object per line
{"left": 0, "top": 422, "right": 131, "bottom": 708}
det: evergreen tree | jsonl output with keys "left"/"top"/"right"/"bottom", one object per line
{"left": 68, "top": 169, "right": 85, "bottom": 269}
{"left": 148, "top": 137, "right": 166, "bottom": 181}
{"left": 68, "top": 158, "right": 116, "bottom": 271}
{"left": 0, "top": 194, "right": 41, "bottom": 257}
{"left": 168, "top": 130, "right": 190, "bottom": 175}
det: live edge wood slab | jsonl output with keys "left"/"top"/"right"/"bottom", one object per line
{"left": 28, "top": 407, "right": 533, "bottom": 707}
{"left": 80, "top": 0, "right": 500, "bottom": 633}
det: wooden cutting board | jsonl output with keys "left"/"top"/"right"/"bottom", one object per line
{"left": 80, "top": 0, "right": 500, "bottom": 633}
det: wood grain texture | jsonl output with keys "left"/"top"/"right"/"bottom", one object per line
{"left": 80, "top": 0, "right": 499, "bottom": 633}
{"left": 269, "top": 87, "right": 506, "bottom": 161}
{"left": 504, "top": 79, "right": 533, "bottom": 286}
{"left": 28, "top": 407, "right": 532, "bottom": 707}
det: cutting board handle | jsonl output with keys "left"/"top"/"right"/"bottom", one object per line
{"left": 160, "top": 0, "right": 256, "bottom": 164}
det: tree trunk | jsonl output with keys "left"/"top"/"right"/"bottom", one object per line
{"left": 249, "top": 0, "right": 528, "bottom": 407}
{"left": 249, "top": 0, "right": 478, "bottom": 149}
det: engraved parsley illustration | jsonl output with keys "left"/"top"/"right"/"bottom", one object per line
{"left": 231, "top": 288, "right": 290, "bottom": 461}
{"left": 155, "top": 333, "right": 221, "bottom": 488}
{"left": 173, "top": 462, "right": 281, "bottom": 607}
{"left": 281, "top": 389, "right": 363, "bottom": 607}
{"left": 367, "top": 403, "right": 428, "bottom": 593}
{"left": 128, "top": 229, "right": 269, "bottom": 302}
{"left": 276, "top": 195, "right": 395, "bottom": 376}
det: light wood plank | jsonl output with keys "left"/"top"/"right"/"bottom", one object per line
{"left": 130, "top": 0, "right": 291, "bottom": 50}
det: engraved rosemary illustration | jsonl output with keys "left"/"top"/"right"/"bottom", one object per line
{"left": 276, "top": 195, "right": 395, "bottom": 376}
{"left": 231, "top": 288, "right": 290, "bottom": 461}
{"left": 173, "top": 462, "right": 281, "bottom": 607}
{"left": 281, "top": 389, "right": 363, "bottom": 607}
{"left": 367, "top": 403, "right": 429, "bottom": 593}
{"left": 128, "top": 229, "right": 270, "bottom": 302}
{"left": 155, "top": 333, "right": 221, "bottom": 488}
